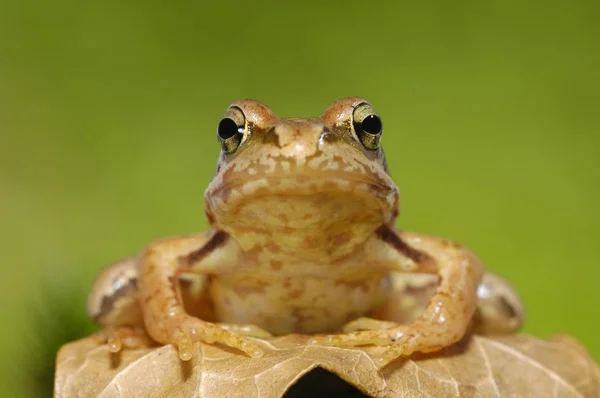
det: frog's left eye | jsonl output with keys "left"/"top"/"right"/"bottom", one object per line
{"left": 217, "top": 106, "right": 246, "bottom": 154}
{"left": 352, "top": 103, "right": 383, "bottom": 150}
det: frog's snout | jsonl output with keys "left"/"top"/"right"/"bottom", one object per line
{"left": 271, "top": 119, "right": 326, "bottom": 159}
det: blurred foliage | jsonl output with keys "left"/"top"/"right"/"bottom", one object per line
{"left": 0, "top": 0, "right": 598, "bottom": 396}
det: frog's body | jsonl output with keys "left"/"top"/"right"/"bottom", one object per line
{"left": 88, "top": 98, "right": 523, "bottom": 363}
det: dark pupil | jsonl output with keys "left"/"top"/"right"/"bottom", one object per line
{"left": 362, "top": 114, "right": 382, "bottom": 134}
{"left": 218, "top": 118, "right": 239, "bottom": 140}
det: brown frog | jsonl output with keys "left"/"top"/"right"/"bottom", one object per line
{"left": 87, "top": 98, "right": 523, "bottom": 364}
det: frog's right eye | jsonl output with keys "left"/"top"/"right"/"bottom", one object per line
{"left": 217, "top": 106, "right": 246, "bottom": 154}
{"left": 352, "top": 102, "right": 383, "bottom": 150}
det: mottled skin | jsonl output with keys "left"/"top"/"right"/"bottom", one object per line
{"left": 88, "top": 98, "right": 523, "bottom": 363}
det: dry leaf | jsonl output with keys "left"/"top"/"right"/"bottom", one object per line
{"left": 55, "top": 333, "right": 599, "bottom": 397}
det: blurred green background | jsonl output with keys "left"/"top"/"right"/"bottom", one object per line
{"left": 1, "top": 0, "right": 599, "bottom": 395}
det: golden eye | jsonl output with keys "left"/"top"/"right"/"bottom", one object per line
{"left": 217, "top": 106, "right": 246, "bottom": 154}
{"left": 352, "top": 103, "right": 383, "bottom": 150}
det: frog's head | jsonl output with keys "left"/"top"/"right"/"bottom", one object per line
{"left": 204, "top": 98, "right": 400, "bottom": 258}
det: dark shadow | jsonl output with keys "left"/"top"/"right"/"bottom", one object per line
{"left": 179, "top": 355, "right": 194, "bottom": 381}
{"left": 109, "top": 351, "right": 122, "bottom": 369}
{"left": 283, "top": 367, "right": 370, "bottom": 398}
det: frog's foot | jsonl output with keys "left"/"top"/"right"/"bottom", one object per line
{"left": 342, "top": 317, "right": 397, "bottom": 333}
{"left": 216, "top": 323, "right": 273, "bottom": 339}
{"left": 310, "top": 328, "right": 396, "bottom": 348}
{"left": 165, "top": 314, "right": 264, "bottom": 361}
{"left": 311, "top": 318, "right": 463, "bottom": 365}
{"left": 94, "top": 327, "right": 154, "bottom": 353}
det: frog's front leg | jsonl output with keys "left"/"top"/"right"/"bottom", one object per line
{"left": 312, "top": 226, "right": 483, "bottom": 364}
{"left": 138, "top": 231, "right": 265, "bottom": 361}
{"left": 342, "top": 271, "right": 524, "bottom": 335}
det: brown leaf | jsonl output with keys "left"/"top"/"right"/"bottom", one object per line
{"left": 55, "top": 333, "right": 599, "bottom": 397}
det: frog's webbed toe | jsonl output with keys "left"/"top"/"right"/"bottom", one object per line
{"left": 94, "top": 326, "right": 154, "bottom": 353}
{"left": 165, "top": 314, "right": 264, "bottom": 361}
{"left": 311, "top": 319, "right": 464, "bottom": 366}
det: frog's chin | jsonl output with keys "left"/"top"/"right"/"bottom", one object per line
{"left": 204, "top": 174, "right": 398, "bottom": 260}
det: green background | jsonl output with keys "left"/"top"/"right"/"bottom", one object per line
{"left": 1, "top": 0, "right": 598, "bottom": 395}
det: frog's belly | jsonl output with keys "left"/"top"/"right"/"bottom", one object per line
{"left": 208, "top": 273, "right": 389, "bottom": 335}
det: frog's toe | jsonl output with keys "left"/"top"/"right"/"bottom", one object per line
{"left": 95, "top": 327, "right": 153, "bottom": 353}
{"left": 310, "top": 327, "right": 425, "bottom": 365}
{"left": 167, "top": 315, "right": 264, "bottom": 360}
{"left": 107, "top": 334, "right": 122, "bottom": 353}
{"left": 310, "top": 330, "right": 394, "bottom": 347}
{"left": 172, "top": 327, "right": 195, "bottom": 360}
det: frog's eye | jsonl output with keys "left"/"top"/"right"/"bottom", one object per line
{"left": 217, "top": 106, "right": 246, "bottom": 154}
{"left": 352, "top": 103, "right": 383, "bottom": 150}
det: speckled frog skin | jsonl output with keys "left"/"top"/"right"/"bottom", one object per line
{"left": 88, "top": 98, "right": 523, "bottom": 363}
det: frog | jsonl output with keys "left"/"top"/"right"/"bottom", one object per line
{"left": 87, "top": 97, "right": 523, "bottom": 364}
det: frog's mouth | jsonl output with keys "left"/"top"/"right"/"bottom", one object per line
{"left": 204, "top": 171, "right": 398, "bottom": 229}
